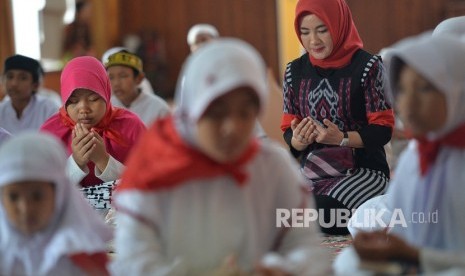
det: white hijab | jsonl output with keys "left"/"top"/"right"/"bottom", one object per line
{"left": 383, "top": 33, "right": 465, "bottom": 251}
{"left": 0, "top": 132, "right": 112, "bottom": 275}
{"left": 433, "top": 16, "right": 465, "bottom": 37}
{"left": 174, "top": 38, "right": 268, "bottom": 146}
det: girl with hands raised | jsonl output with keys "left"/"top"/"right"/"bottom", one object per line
{"left": 41, "top": 57, "right": 146, "bottom": 189}
{"left": 71, "top": 122, "right": 109, "bottom": 174}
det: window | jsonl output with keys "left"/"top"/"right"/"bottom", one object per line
{"left": 11, "top": 0, "right": 76, "bottom": 71}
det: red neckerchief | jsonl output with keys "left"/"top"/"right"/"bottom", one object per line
{"left": 117, "top": 116, "right": 260, "bottom": 192}
{"left": 416, "top": 124, "right": 465, "bottom": 175}
{"left": 59, "top": 106, "right": 127, "bottom": 146}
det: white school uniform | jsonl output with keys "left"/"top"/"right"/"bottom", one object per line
{"left": 0, "top": 95, "right": 58, "bottom": 134}
{"left": 111, "top": 38, "right": 331, "bottom": 275}
{"left": 111, "top": 91, "right": 170, "bottom": 126}
{"left": 335, "top": 33, "right": 465, "bottom": 275}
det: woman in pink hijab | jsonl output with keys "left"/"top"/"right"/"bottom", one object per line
{"left": 41, "top": 56, "right": 146, "bottom": 189}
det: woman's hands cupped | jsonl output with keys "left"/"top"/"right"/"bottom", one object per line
{"left": 291, "top": 118, "right": 318, "bottom": 150}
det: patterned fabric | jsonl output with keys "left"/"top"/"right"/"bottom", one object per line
{"left": 302, "top": 147, "right": 354, "bottom": 180}
{"left": 81, "top": 180, "right": 117, "bottom": 210}
{"left": 311, "top": 168, "right": 388, "bottom": 210}
{"left": 283, "top": 51, "right": 390, "bottom": 132}
{"left": 282, "top": 49, "right": 392, "bottom": 178}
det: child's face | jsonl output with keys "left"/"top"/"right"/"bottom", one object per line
{"left": 196, "top": 87, "right": 259, "bottom": 163}
{"left": 107, "top": 65, "right": 143, "bottom": 107}
{"left": 396, "top": 65, "right": 447, "bottom": 137}
{"left": 3, "top": 70, "right": 38, "bottom": 103}
{"left": 1, "top": 181, "right": 55, "bottom": 236}
{"left": 66, "top": 89, "right": 107, "bottom": 129}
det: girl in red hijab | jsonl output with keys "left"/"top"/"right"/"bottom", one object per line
{"left": 281, "top": 0, "right": 394, "bottom": 235}
{"left": 41, "top": 56, "right": 146, "bottom": 190}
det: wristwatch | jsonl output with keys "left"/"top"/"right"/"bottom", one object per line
{"left": 339, "top": 132, "right": 349, "bottom": 147}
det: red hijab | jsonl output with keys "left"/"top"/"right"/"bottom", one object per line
{"left": 41, "top": 56, "right": 146, "bottom": 187}
{"left": 295, "top": 0, "right": 363, "bottom": 69}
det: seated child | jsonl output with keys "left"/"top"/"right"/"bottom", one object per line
{"left": 103, "top": 48, "right": 171, "bottom": 126}
{"left": 102, "top": 47, "right": 156, "bottom": 96}
{"left": 348, "top": 16, "right": 465, "bottom": 238}
{"left": 110, "top": 38, "right": 331, "bottom": 275}
{"left": 40, "top": 56, "right": 146, "bottom": 209}
{"left": 0, "top": 132, "right": 112, "bottom": 275}
{"left": 0, "top": 55, "right": 59, "bottom": 134}
{"left": 334, "top": 33, "right": 465, "bottom": 275}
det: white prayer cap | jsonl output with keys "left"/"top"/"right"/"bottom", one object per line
{"left": 187, "top": 24, "right": 219, "bottom": 46}
{"left": 433, "top": 16, "right": 465, "bottom": 37}
{"left": 101, "top": 46, "right": 128, "bottom": 64}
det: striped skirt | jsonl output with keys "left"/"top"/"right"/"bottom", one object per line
{"left": 308, "top": 168, "right": 389, "bottom": 210}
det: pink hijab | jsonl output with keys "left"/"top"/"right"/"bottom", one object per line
{"left": 41, "top": 56, "right": 146, "bottom": 187}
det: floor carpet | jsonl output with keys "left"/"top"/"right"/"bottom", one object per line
{"left": 321, "top": 234, "right": 353, "bottom": 257}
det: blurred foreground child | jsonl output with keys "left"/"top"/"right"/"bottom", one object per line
{"left": 110, "top": 38, "right": 331, "bottom": 275}
{"left": 0, "top": 132, "right": 112, "bottom": 275}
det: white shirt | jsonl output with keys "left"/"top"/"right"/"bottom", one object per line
{"left": 0, "top": 95, "right": 59, "bottom": 134}
{"left": 67, "top": 155, "right": 124, "bottom": 186}
{"left": 335, "top": 141, "right": 465, "bottom": 275}
{"left": 110, "top": 141, "right": 331, "bottom": 275}
{"left": 111, "top": 92, "right": 170, "bottom": 126}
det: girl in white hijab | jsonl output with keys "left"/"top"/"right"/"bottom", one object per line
{"left": 334, "top": 33, "right": 465, "bottom": 275}
{"left": 0, "top": 132, "right": 112, "bottom": 275}
{"left": 348, "top": 16, "right": 465, "bottom": 239}
{"left": 110, "top": 38, "right": 331, "bottom": 275}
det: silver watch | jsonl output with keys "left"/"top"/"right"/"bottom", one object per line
{"left": 339, "top": 132, "right": 349, "bottom": 147}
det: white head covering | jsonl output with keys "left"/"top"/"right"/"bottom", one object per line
{"left": 383, "top": 33, "right": 465, "bottom": 251}
{"left": 0, "top": 132, "right": 112, "bottom": 275}
{"left": 174, "top": 38, "right": 268, "bottom": 146}
{"left": 187, "top": 24, "right": 219, "bottom": 46}
{"left": 385, "top": 32, "right": 465, "bottom": 140}
{"left": 432, "top": 16, "right": 465, "bottom": 37}
{"left": 101, "top": 46, "right": 129, "bottom": 65}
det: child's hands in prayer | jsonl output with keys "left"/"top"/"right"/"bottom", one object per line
{"left": 71, "top": 123, "right": 109, "bottom": 172}
{"left": 71, "top": 123, "right": 94, "bottom": 170}
{"left": 87, "top": 130, "right": 109, "bottom": 173}
{"left": 353, "top": 229, "right": 419, "bottom": 264}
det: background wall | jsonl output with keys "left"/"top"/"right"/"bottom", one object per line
{"left": 115, "top": 0, "right": 280, "bottom": 99}
{"left": 3, "top": 0, "right": 463, "bottom": 142}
